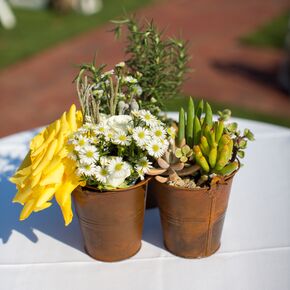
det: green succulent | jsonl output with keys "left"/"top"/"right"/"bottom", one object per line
{"left": 175, "top": 145, "right": 193, "bottom": 163}
{"left": 177, "top": 97, "right": 254, "bottom": 178}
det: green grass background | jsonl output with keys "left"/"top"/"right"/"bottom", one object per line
{"left": 166, "top": 96, "right": 290, "bottom": 128}
{"left": 0, "top": 4, "right": 289, "bottom": 127}
{"left": 240, "top": 10, "right": 290, "bottom": 49}
{"left": 0, "top": 0, "right": 152, "bottom": 69}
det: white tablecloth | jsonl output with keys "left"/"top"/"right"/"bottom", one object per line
{"left": 0, "top": 113, "right": 289, "bottom": 290}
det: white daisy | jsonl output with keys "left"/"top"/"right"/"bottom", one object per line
{"left": 82, "top": 122, "right": 97, "bottom": 134}
{"left": 136, "top": 168, "right": 145, "bottom": 180}
{"left": 139, "top": 110, "right": 158, "bottom": 127}
{"left": 67, "top": 151, "right": 77, "bottom": 161}
{"left": 123, "top": 76, "right": 138, "bottom": 84}
{"left": 66, "top": 144, "right": 77, "bottom": 160}
{"left": 73, "top": 136, "right": 90, "bottom": 151}
{"left": 94, "top": 122, "right": 108, "bottom": 135}
{"left": 104, "top": 130, "right": 115, "bottom": 142}
{"left": 100, "top": 156, "right": 112, "bottom": 167}
{"left": 115, "top": 61, "right": 125, "bottom": 68}
{"left": 132, "top": 127, "right": 150, "bottom": 147}
{"left": 77, "top": 127, "right": 89, "bottom": 135}
{"left": 135, "top": 157, "right": 152, "bottom": 175}
{"left": 160, "top": 138, "right": 169, "bottom": 149}
{"left": 146, "top": 140, "right": 166, "bottom": 158}
{"left": 94, "top": 166, "right": 109, "bottom": 183}
{"left": 151, "top": 126, "right": 166, "bottom": 139}
{"left": 113, "top": 132, "right": 132, "bottom": 146}
{"left": 76, "top": 163, "right": 97, "bottom": 177}
{"left": 90, "top": 136, "right": 99, "bottom": 145}
{"left": 79, "top": 145, "right": 99, "bottom": 164}
{"left": 101, "top": 70, "right": 114, "bottom": 78}
{"left": 108, "top": 157, "right": 131, "bottom": 178}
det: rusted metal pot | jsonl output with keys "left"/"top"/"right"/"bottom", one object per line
{"left": 154, "top": 173, "right": 236, "bottom": 258}
{"left": 73, "top": 179, "right": 149, "bottom": 262}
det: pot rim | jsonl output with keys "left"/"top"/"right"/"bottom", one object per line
{"left": 152, "top": 166, "right": 239, "bottom": 193}
{"left": 81, "top": 177, "right": 151, "bottom": 195}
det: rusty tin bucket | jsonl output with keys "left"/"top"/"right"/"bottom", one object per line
{"left": 73, "top": 179, "right": 149, "bottom": 262}
{"left": 154, "top": 174, "right": 236, "bottom": 258}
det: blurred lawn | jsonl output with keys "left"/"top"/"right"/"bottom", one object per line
{"left": 0, "top": 0, "right": 152, "bottom": 69}
{"left": 166, "top": 96, "right": 290, "bottom": 128}
{"left": 240, "top": 10, "right": 290, "bottom": 49}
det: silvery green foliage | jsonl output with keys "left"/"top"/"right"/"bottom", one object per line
{"left": 75, "top": 61, "right": 143, "bottom": 124}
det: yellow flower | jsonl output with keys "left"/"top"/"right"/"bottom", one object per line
{"left": 10, "top": 104, "right": 83, "bottom": 226}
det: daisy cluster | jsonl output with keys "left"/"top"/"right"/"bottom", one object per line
{"left": 68, "top": 110, "right": 173, "bottom": 190}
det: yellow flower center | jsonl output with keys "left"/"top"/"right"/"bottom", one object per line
{"left": 115, "top": 163, "right": 123, "bottom": 171}
{"left": 152, "top": 144, "right": 160, "bottom": 152}
{"left": 138, "top": 132, "right": 145, "bottom": 139}
{"left": 140, "top": 160, "right": 148, "bottom": 167}
{"left": 155, "top": 130, "right": 162, "bottom": 137}
{"left": 79, "top": 139, "right": 86, "bottom": 146}
{"left": 119, "top": 135, "right": 126, "bottom": 141}
{"left": 101, "top": 168, "right": 108, "bottom": 176}
{"left": 86, "top": 151, "right": 94, "bottom": 158}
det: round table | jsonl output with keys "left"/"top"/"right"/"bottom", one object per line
{"left": 0, "top": 114, "right": 289, "bottom": 290}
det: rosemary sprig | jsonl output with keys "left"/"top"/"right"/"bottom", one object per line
{"left": 112, "top": 17, "right": 190, "bottom": 114}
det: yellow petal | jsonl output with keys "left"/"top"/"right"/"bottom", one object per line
{"left": 19, "top": 199, "right": 35, "bottom": 220}
{"left": 67, "top": 104, "right": 77, "bottom": 131}
{"left": 14, "top": 165, "right": 32, "bottom": 177}
{"left": 34, "top": 202, "right": 52, "bottom": 212}
{"left": 32, "top": 139, "right": 58, "bottom": 176}
{"left": 13, "top": 184, "right": 32, "bottom": 204}
{"left": 55, "top": 179, "right": 78, "bottom": 207}
{"left": 60, "top": 112, "right": 69, "bottom": 132}
{"left": 31, "top": 148, "right": 46, "bottom": 170}
{"left": 43, "top": 156, "right": 62, "bottom": 175}
{"left": 10, "top": 151, "right": 32, "bottom": 183}
{"left": 10, "top": 173, "right": 28, "bottom": 185}
{"left": 31, "top": 129, "right": 56, "bottom": 158}
{"left": 40, "top": 163, "right": 64, "bottom": 186}
{"left": 62, "top": 158, "right": 76, "bottom": 176}
{"left": 55, "top": 132, "right": 64, "bottom": 154}
{"left": 35, "top": 185, "right": 58, "bottom": 208}
{"left": 30, "top": 171, "right": 42, "bottom": 188}
{"left": 60, "top": 199, "right": 73, "bottom": 226}
{"left": 30, "top": 132, "right": 44, "bottom": 152}
{"left": 54, "top": 119, "right": 61, "bottom": 135}
{"left": 76, "top": 110, "right": 83, "bottom": 127}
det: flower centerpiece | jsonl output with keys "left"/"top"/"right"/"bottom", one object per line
{"left": 150, "top": 97, "right": 254, "bottom": 258}
{"left": 10, "top": 61, "right": 173, "bottom": 261}
{"left": 9, "top": 16, "right": 254, "bottom": 261}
